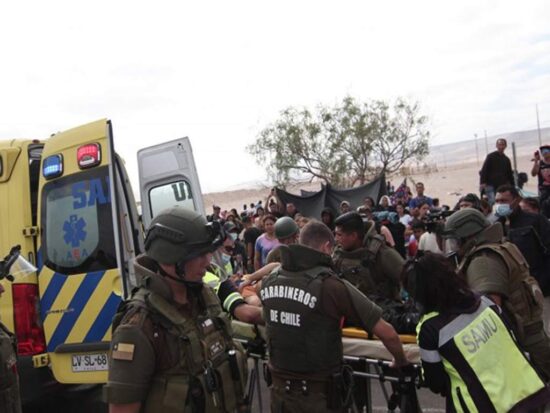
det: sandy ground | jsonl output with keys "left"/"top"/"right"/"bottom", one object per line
{"left": 203, "top": 153, "right": 538, "bottom": 214}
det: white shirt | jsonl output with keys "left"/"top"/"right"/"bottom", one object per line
{"left": 399, "top": 214, "right": 413, "bottom": 226}
{"left": 418, "top": 232, "right": 442, "bottom": 254}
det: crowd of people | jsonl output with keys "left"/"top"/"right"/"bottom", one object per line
{"left": 206, "top": 180, "right": 548, "bottom": 280}
{"left": 105, "top": 138, "right": 550, "bottom": 413}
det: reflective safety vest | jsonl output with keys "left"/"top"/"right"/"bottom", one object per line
{"left": 417, "top": 297, "right": 547, "bottom": 412}
{"left": 203, "top": 271, "right": 221, "bottom": 291}
{"left": 261, "top": 266, "right": 342, "bottom": 375}
{"left": 203, "top": 263, "right": 243, "bottom": 314}
{"left": 224, "top": 261, "right": 233, "bottom": 276}
{"left": 114, "top": 284, "right": 247, "bottom": 413}
{"left": 0, "top": 323, "right": 21, "bottom": 413}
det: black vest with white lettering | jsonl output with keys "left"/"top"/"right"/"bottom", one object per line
{"left": 260, "top": 245, "right": 342, "bottom": 375}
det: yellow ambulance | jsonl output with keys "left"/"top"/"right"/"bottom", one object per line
{"left": 0, "top": 119, "right": 205, "bottom": 404}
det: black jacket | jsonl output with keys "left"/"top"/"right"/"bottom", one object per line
{"left": 479, "top": 151, "right": 514, "bottom": 188}
{"left": 502, "top": 209, "right": 550, "bottom": 294}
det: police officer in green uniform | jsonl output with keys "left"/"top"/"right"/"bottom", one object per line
{"left": 0, "top": 247, "right": 23, "bottom": 413}
{"left": 443, "top": 208, "right": 550, "bottom": 379}
{"left": 104, "top": 207, "right": 248, "bottom": 413}
{"left": 332, "top": 212, "right": 414, "bottom": 410}
{"left": 332, "top": 212, "right": 403, "bottom": 301}
{"left": 260, "top": 221, "right": 409, "bottom": 413}
{"left": 0, "top": 283, "right": 21, "bottom": 413}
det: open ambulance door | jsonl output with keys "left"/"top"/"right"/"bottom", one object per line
{"left": 137, "top": 137, "right": 205, "bottom": 230}
{"left": 36, "top": 119, "right": 139, "bottom": 384}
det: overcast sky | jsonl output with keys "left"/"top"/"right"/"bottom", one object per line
{"left": 1, "top": 1, "right": 549, "bottom": 193}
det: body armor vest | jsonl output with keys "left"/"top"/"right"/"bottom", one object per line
{"left": 332, "top": 234, "right": 385, "bottom": 298}
{"left": 113, "top": 284, "right": 247, "bottom": 413}
{"left": 0, "top": 323, "right": 21, "bottom": 413}
{"left": 261, "top": 266, "right": 342, "bottom": 375}
{"left": 459, "top": 241, "right": 544, "bottom": 341}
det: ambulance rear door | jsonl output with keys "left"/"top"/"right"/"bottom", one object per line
{"left": 36, "top": 119, "right": 135, "bottom": 384}
{"left": 137, "top": 137, "right": 205, "bottom": 229}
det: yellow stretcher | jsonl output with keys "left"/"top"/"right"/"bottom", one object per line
{"left": 342, "top": 327, "right": 418, "bottom": 344}
{"left": 231, "top": 322, "right": 421, "bottom": 364}
{"left": 342, "top": 327, "right": 420, "bottom": 365}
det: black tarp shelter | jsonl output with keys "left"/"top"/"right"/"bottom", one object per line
{"left": 276, "top": 175, "right": 387, "bottom": 219}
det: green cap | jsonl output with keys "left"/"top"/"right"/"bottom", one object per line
{"left": 275, "top": 216, "right": 299, "bottom": 240}
{"left": 144, "top": 207, "right": 217, "bottom": 264}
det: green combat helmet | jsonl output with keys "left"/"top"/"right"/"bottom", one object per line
{"left": 275, "top": 216, "right": 299, "bottom": 240}
{"left": 144, "top": 207, "right": 221, "bottom": 264}
{"left": 442, "top": 208, "right": 490, "bottom": 240}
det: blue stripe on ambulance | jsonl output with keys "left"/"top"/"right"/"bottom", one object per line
{"left": 40, "top": 272, "right": 68, "bottom": 322}
{"left": 83, "top": 292, "right": 121, "bottom": 342}
{"left": 47, "top": 271, "right": 104, "bottom": 352}
{"left": 36, "top": 248, "right": 43, "bottom": 272}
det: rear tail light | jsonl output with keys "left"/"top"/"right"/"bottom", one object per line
{"left": 77, "top": 143, "right": 101, "bottom": 169}
{"left": 12, "top": 284, "right": 47, "bottom": 356}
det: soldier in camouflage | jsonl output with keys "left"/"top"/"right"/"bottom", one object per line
{"left": 0, "top": 260, "right": 22, "bottom": 413}
{"left": 104, "top": 207, "right": 248, "bottom": 413}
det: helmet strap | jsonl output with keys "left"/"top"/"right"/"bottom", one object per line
{"left": 157, "top": 261, "right": 204, "bottom": 295}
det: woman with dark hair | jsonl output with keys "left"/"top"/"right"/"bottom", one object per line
{"left": 363, "top": 196, "right": 376, "bottom": 210}
{"left": 228, "top": 208, "right": 243, "bottom": 232}
{"left": 403, "top": 252, "right": 550, "bottom": 412}
{"left": 253, "top": 214, "right": 280, "bottom": 271}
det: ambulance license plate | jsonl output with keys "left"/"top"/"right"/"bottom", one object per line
{"left": 71, "top": 353, "right": 109, "bottom": 372}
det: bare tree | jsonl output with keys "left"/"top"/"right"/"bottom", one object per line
{"left": 248, "top": 96, "right": 430, "bottom": 187}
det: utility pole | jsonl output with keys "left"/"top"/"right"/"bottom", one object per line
{"left": 536, "top": 104, "right": 542, "bottom": 147}
{"left": 484, "top": 130, "right": 489, "bottom": 154}
{"left": 474, "top": 133, "right": 480, "bottom": 167}
{"left": 512, "top": 142, "right": 518, "bottom": 186}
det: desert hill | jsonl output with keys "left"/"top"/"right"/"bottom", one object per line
{"left": 204, "top": 127, "right": 550, "bottom": 215}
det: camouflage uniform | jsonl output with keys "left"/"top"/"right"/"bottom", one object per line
{"left": 333, "top": 221, "right": 403, "bottom": 301}
{"left": 0, "top": 322, "right": 21, "bottom": 413}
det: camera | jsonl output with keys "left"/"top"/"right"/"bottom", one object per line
{"left": 423, "top": 209, "right": 454, "bottom": 233}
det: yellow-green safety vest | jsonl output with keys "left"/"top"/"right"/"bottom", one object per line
{"left": 417, "top": 297, "right": 547, "bottom": 412}
{"left": 203, "top": 263, "right": 242, "bottom": 314}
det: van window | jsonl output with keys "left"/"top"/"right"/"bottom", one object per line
{"left": 41, "top": 165, "right": 117, "bottom": 274}
{"left": 149, "top": 180, "right": 195, "bottom": 218}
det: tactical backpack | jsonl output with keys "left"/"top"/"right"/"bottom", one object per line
{"left": 460, "top": 242, "right": 544, "bottom": 341}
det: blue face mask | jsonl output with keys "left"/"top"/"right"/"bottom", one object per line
{"left": 221, "top": 253, "right": 231, "bottom": 265}
{"left": 229, "top": 233, "right": 238, "bottom": 241}
{"left": 494, "top": 203, "right": 512, "bottom": 218}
